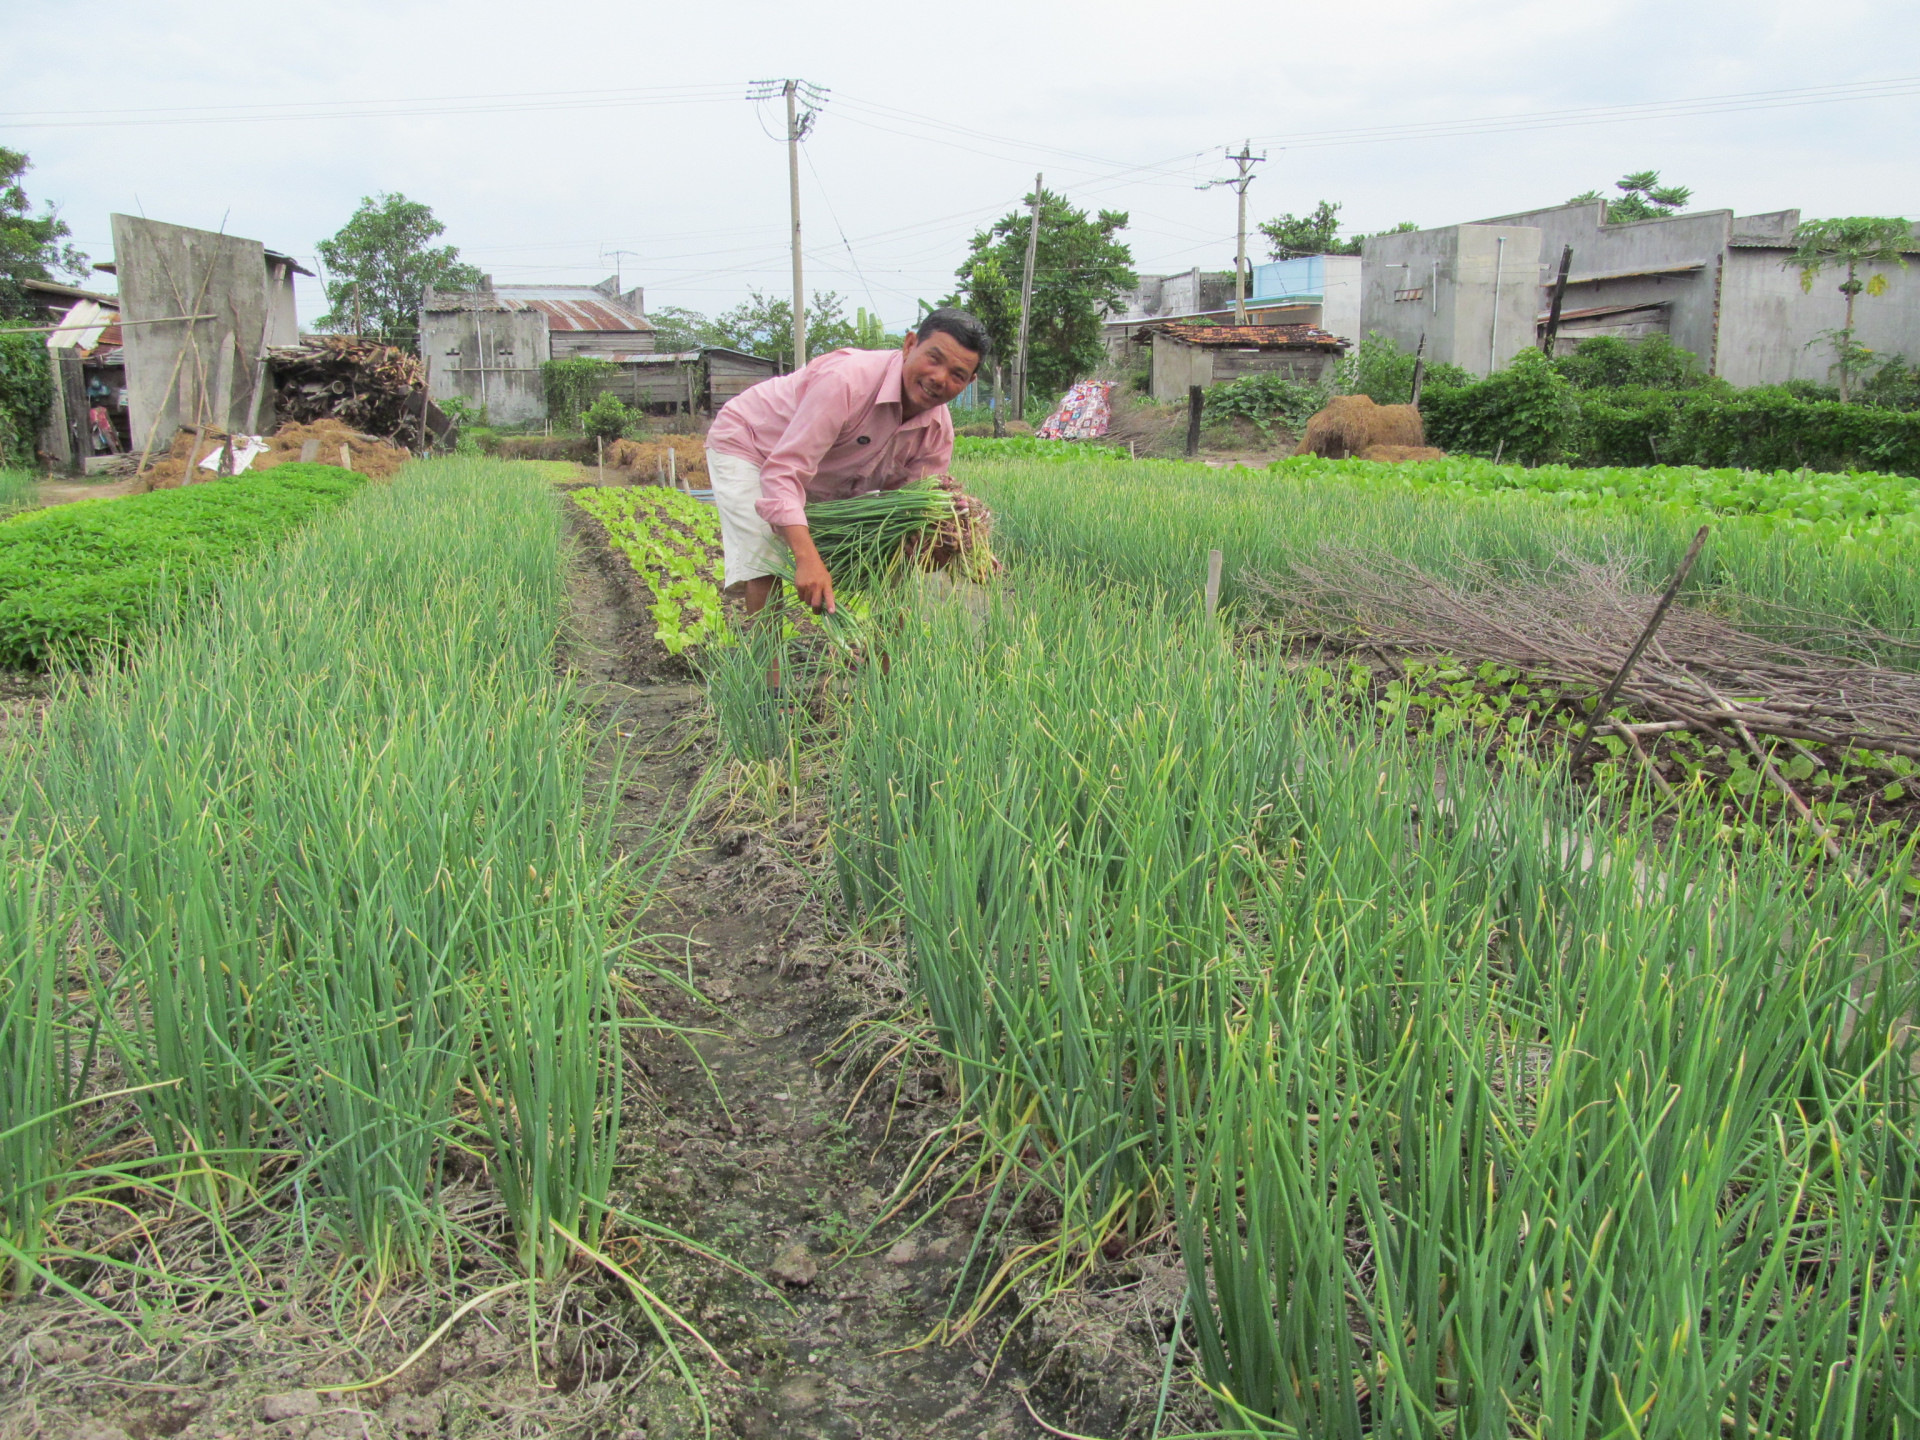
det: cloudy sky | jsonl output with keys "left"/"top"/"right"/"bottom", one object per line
{"left": 6, "top": 0, "right": 1916, "bottom": 331}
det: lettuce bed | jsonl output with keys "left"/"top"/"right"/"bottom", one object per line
{"left": 0, "top": 463, "right": 367, "bottom": 669}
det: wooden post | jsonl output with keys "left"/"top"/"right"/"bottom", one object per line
{"left": 339, "top": 444, "right": 352, "bottom": 470}
{"left": 1409, "top": 332, "right": 1428, "bottom": 409}
{"left": 991, "top": 363, "right": 1006, "bottom": 439}
{"left": 1186, "top": 385, "right": 1203, "bottom": 458}
{"left": 668, "top": 445, "right": 677, "bottom": 489}
{"left": 1540, "top": 245, "right": 1574, "bottom": 356}
{"left": 243, "top": 355, "right": 270, "bottom": 436}
{"left": 182, "top": 426, "right": 206, "bottom": 482}
{"left": 597, "top": 435, "right": 604, "bottom": 484}
{"left": 1567, "top": 524, "right": 1711, "bottom": 774}
{"left": 1204, "top": 548, "right": 1224, "bottom": 620}
{"left": 218, "top": 433, "right": 235, "bottom": 477}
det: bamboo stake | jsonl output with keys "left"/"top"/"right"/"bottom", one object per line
{"left": 1568, "top": 524, "right": 1709, "bottom": 773}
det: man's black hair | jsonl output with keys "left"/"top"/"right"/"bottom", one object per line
{"left": 915, "top": 307, "right": 992, "bottom": 363}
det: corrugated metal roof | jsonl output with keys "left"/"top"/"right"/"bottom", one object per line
{"left": 494, "top": 285, "right": 652, "bottom": 332}
{"left": 1147, "top": 322, "right": 1346, "bottom": 349}
{"left": 424, "top": 286, "right": 654, "bottom": 331}
{"left": 1555, "top": 260, "right": 1706, "bottom": 284}
{"left": 1537, "top": 300, "right": 1671, "bottom": 323}
{"left": 522, "top": 297, "right": 653, "bottom": 332}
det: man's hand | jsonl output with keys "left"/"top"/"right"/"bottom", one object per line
{"left": 776, "top": 523, "right": 836, "bottom": 614}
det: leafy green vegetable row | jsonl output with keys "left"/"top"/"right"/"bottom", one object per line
{"left": 0, "top": 463, "right": 367, "bottom": 670}
{"left": 1279, "top": 453, "right": 1920, "bottom": 542}
{"left": 572, "top": 485, "right": 730, "bottom": 654}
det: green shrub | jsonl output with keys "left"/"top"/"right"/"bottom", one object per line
{"left": 0, "top": 331, "right": 52, "bottom": 468}
{"left": 541, "top": 357, "right": 617, "bottom": 432}
{"left": 581, "top": 392, "right": 631, "bottom": 444}
{"left": 1422, "top": 350, "right": 1576, "bottom": 463}
{"left": 1662, "top": 387, "right": 1920, "bottom": 474}
{"left": 0, "top": 463, "right": 365, "bottom": 669}
{"left": 1203, "top": 372, "right": 1327, "bottom": 438}
{"left": 1861, "top": 355, "right": 1920, "bottom": 412}
{"left": 1552, "top": 333, "right": 1708, "bottom": 390}
{"left": 1339, "top": 331, "right": 1470, "bottom": 404}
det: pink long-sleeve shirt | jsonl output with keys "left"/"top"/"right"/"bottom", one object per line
{"left": 706, "top": 347, "right": 954, "bottom": 529}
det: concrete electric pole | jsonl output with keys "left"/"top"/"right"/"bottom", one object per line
{"left": 1011, "top": 174, "right": 1042, "bottom": 421}
{"left": 749, "top": 79, "right": 828, "bottom": 373}
{"left": 1199, "top": 142, "right": 1266, "bottom": 324}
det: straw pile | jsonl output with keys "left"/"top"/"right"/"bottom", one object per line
{"left": 1293, "top": 395, "right": 1425, "bottom": 458}
{"left": 605, "top": 436, "right": 709, "bottom": 483}
{"left": 140, "top": 419, "right": 410, "bottom": 489}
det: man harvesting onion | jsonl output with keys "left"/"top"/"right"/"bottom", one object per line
{"left": 705, "top": 308, "right": 990, "bottom": 616}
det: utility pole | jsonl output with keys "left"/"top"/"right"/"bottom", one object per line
{"left": 1198, "top": 142, "right": 1266, "bottom": 324}
{"left": 750, "top": 79, "right": 828, "bottom": 373}
{"left": 1012, "top": 174, "right": 1042, "bottom": 421}
{"left": 784, "top": 82, "right": 806, "bottom": 372}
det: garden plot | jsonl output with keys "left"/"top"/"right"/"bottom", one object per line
{"left": 677, "top": 448, "right": 1920, "bottom": 1437}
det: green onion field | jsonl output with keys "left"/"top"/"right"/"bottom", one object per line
{"left": 6, "top": 445, "right": 1920, "bottom": 1437}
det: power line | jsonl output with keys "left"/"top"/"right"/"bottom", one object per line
{"left": 1245, "top": 75, "right": 1920, "bottom": 150}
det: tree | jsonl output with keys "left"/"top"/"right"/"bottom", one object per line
{"left": 953, "top": 187, "right": 1135, "bottom": 400}
{"left": 1258, "top": 202, "right": 1418, "bottom": 260}
{"left": 315, "top": 193, "right": 482, "bottom": 352}
{"left": 0, "top": 148, "right": 88, "bottom": 322}
{"left": 648, "top": 305, "right": 714, "bottom": 353}
{"left": 1568, "top": 171, "right": 1693, "bottom": 223}
{"left": 1787, "top": 215, "right": 1914, "bottom": 401}
{"left": 703, "top": 290, "right": 857, "bottom": 366}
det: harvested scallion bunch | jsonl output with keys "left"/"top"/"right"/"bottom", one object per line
{"left": 776, "top": 481, "right": 959, "bottom": 596}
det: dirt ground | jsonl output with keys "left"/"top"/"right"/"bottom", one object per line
{"left": 0, "top": 490, "right": 1194, "bottom": 1440}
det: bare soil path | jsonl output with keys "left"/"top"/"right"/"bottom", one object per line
{"left": 564, "top": 507, "right": 1062, "bottom": 1438}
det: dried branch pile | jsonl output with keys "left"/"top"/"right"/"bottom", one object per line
{"left": 269, "top": 337, "right": 446, "bottom": 450}
{"left": 1264, "top": 551, "right": 1920, "bottom": 765}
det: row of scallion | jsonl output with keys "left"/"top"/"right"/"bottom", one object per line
{"left": 956, "top": 452, "right": 1920, "bottom": 666}
{"left": 1, "top": 458, "right": 671, "bottom": 1306}
{"left": 715, "top": 544, "right": 1920, "bottom": 1434}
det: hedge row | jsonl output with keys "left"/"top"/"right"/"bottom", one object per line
{"left": 0, "top": 463, "right": 366, "bottom": 669}
{"left": 1419, "top": 350, "right": 1920, "bottom": 475}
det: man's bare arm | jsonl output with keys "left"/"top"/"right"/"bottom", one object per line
{"left": 775, "top": 523, "right": 836, "bottom": 614}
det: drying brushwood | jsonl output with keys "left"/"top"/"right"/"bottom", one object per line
{"left": 1259, "top": 549, "right": 1920, "bottom": 764}
{"left": 268, "top": 337, "right": 451, "bottom": 450}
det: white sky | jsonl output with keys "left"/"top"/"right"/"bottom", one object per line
{"left": 6, "top": 0, "right": 1917, "bottom": 332}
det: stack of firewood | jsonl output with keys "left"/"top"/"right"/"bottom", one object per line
{"left": 268, "top": 336, "right": 447, "bottom": 450}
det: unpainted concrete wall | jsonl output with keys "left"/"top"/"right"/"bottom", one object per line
{"left": 113, "top": 215, "right": 277, "bottom": 458}
{"left": 1483, "top": 202, "right": 1729, "bottom": 368}
{"left": 1361, "top": 225, "right": 1538, "bottom": 376}
{"left": 1150, "top": 334, "right": 1212, "bottom": 397}
{"left": 422, "top": 308, "right": 550, "bottom": 424}
{"left": 1718, "top": 247, "right": 1920, "bottom": 388}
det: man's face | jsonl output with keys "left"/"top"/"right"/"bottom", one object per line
{"left": 900, "top": 330, "right": 981, "bottom": 412}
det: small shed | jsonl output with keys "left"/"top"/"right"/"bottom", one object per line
{"left": 588, "top": 347, "right": 777, "bottom": 415}
{"left": 1139, "top": 321, "right": 1348, "bottom": 399}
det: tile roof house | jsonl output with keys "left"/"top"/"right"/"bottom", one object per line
{"left": 1136, "top": 321, "right": 1349, "bottom": 399}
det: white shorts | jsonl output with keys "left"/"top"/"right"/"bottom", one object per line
{"left": 706, "top": 449, "right": 787, "bottom": 587}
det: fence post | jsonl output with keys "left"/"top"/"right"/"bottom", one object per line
{"left": 1186, "top": 385, "right": 1202, "bottom": 457}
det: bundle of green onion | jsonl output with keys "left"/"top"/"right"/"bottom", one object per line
{"left": 774, "top": 480, "right": 969, "bottom": 594}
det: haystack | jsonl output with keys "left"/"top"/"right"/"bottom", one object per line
{"left": 605, "top": 436, "right": 709, "bottom": 483}
{"left": 140, "top": 419, "right": 409, "bottom": 489}
{"left": 1292, "top": 395, "right": 1425, "bottom": 459}
{"left": 1357, "top": 444, "right": 1447, "bottom": 463}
